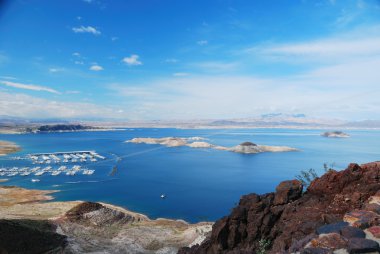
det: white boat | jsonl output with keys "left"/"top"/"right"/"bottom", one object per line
{"left": 20, "top": 172, "right": 31, "bottom": 176}
{"left": 31, "top": 179, "right": 40, "bottom": 182}
{"left": 51, "top": 171, "right": 61, "bottom": 176}
{"left": 35, "top": 171, "right": 45, "bottom": 176}
{"left": 160, "top": 194, "right": 166, "bottom": 199}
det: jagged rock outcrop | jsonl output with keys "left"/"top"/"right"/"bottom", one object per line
{"left": 0, "top": 219, "right": 67, "bottom": 254}
{"left": 179, "top": 162, "right": 380, "bottom": 254}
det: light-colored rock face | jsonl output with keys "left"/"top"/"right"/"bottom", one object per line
{"left": 0, "top": 186, "right": 213, "bottom": 254}
{"left": 126, "top": 137, "right": 299, "bottom": 154}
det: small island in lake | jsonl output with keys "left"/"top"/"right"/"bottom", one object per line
{"left": 321, "top": 131, "right": 350, "bottom": 138}
{"left": 126, "top": 137, "right": 298, "bottom": 154}
{"left": 0, "top": 141, "right": 20, "bottom": 156}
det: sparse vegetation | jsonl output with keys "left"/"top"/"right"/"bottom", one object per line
{"left": 296, "top": 163, "right": 337, "bottom": 187}
{"left": 257, "top": 238, "right": 271, "bottom": 254}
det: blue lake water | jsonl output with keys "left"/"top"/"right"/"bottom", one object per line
{"left": 0, "top": 128, "right": 379, "bottom": 223}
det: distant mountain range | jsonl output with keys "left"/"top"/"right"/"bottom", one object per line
{"left": 0, "top": 114, "right": 380, "bottom": 129}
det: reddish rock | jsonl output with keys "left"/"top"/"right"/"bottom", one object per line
{"left": 179, "top": 162, "right": 380, "bottom": 254}
{"left": 347, "top": 238, "right": 379, "bottom": 254}
{"left": 344, "top": 210, "right": 380, "bottom": 229}
{"left": 273, "top": 180, "right": 303, "bottom": 205}
{"left": 309, "top": 233, "right": 347, "bottom": 250}
{"left": 367, "top": 226, "right": 380, "bottom": 238}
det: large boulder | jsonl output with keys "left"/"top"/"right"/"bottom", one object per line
{"left": 273, "top": 180, "right": 303, "bottom": 205}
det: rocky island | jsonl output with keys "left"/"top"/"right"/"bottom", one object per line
{"left": 0, "top": 140, "right": 20, "bottom": 156}
{"left": 322, "top": 131, "right": 350, "bottom": 138}
{"left": 126, "top": 137, "right": 298, "bottom": 154}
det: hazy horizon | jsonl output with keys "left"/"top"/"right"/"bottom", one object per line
{"left": 1, "top": 0, "right": 380, "bottom": 121}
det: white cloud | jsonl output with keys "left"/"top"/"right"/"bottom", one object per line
{"left": 0, "top": 80, "right": 60, "bottom": 94}
{"left": 109, "top": 54, "right": 380, "bottom": 120}
{"left": 0, "top": 91, "right": 125, "bottom": 119}
{"left": 83, "top": 0, "right": 93, "bottom": 3}
{"left": 122, "top": 54, "right": 142, "bottom": 66}
{"left": 75, "top": 61, "right": 84, "bottom": 65}
{"left": 173, "top": 72, "right": 190, "bottom": 77}
{"left": 89, "top": 65, "right": 103, "bottom": 71}
{"left": 72, "top": 26, "right": 101, "bottom": 35}
{"left": 165, "top": 58, "right": 178, "bottom": 63}
{"left": 0, "top": 76, "right": 16, "bottom": 80}
{"left": 192, "top": 61, "right": 239, "bottom": 72}
{"left": 72, "top": 52, "right": 81, "bottom": 57}
{"left": 49, "top": 68, "right": 64, "bottom": 73}
{"left": 197, "top": 40, "right": 208, "bottom": 46}
{"left": 111, "top": 36, "right": 119, "bottom": 41}
{"left": 247, "top": 27, "right": 380, "bottom": 64}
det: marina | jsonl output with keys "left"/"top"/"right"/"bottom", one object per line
{"left": 2, "top": 150, "right": 105, "bottom": 179}
{"left": 12, "top": 151, "right": 106, "bottom": 164}
{"left": 0, "top": 164, "right": 93, "bottom": 178}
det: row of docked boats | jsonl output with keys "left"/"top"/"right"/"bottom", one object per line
{"left": 0, "top": 165, "right": 95, "bottom": 177}
{"left": 23, "top": 151, "right": 106, "bottom": 165}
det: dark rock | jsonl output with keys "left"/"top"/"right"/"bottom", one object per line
{"left": 179, "top": 162, "right": 380, "bottom": 254}
{"left": 0, "top": 219, "right": 67, "bottom": 254}
{"left": 301, "top": 248, "right": 333, "bottom": 254}
{"left": 340, "top": 226, "right": 366, "bottom": 239}
{"left": 273, "top": 180, "right": 303, "bottom": 205}
{"left": 316, "top": 222, "right": 348, "bottom": 234}
{"left": 239, "top": 142, "right": 257, "bottom": 146}
{"left": 347, "top": 238, "right": 379, "bottom": 253}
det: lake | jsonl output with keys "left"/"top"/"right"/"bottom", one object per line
{"left": 0, "top": 128, "right": 379, "bottom": 223}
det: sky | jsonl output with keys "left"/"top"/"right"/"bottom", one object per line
{"left": 0, "top": 0, "right": 380, "bottom": 121}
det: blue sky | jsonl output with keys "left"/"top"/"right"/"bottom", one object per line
{"left": 0, "top": 0, "right": 380, "bottom": 120}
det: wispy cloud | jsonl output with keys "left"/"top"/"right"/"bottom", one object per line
{"left": 165, "top": 58, "right": 178, "bottom": 63}
{"left": 0, "top": 91, "right": 125, "bottom": 119}
{"left": 197, "top": 40, "right": 208, "bottom": 46}
{"left": 173, "top": 72, "right": 190, "bottom": 77}
{"left": 72, "top": 26, "right": 101, "bottom": 35}
{"left": 122, "top": 54, "right": 142, "bottom": 66}
{"left": 0, "top": 80, "right": 60, "bottom": 94}
{"left": 0, "top": 76, "right": 16, "bottom": 80}
{"left": 192, "top": 61, "right": 239, "bottom": 72}
{"left": 89, "top": 65, "right": 104, "bottom": 71}
{"left": 49, "top": 68, "right": 64, "bottom": 73}
{"left": 245, "top": 27, "right": 380, "bottom": 64}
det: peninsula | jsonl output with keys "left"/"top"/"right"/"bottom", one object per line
{"left": 0, "top": 186, "right": 212, "bottom": 253}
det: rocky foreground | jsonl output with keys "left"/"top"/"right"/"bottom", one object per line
{"left": 127, "top": 137, "right": 298, "bottom": 154}
{"left": 0, "top": 186, "right": 212, "bottom": 254}
{"left": 180, "top": 161, "right": 380, "bottom": 254}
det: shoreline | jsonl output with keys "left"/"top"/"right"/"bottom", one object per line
{"left": 0, "top": 185, "right": 213, "bottom": 253}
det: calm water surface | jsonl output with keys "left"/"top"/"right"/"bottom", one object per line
{"left": 0, "top": 128, "right": 379, "bottom": 223}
